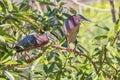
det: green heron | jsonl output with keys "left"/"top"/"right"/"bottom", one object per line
{"left": 15, "top": 33, "right": 56, "bottom": 60}
{"left": 63, "top": 14, "right": 91, "bottom": 52}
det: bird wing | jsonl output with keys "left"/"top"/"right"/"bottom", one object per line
{"left": 34, "top": 34, "right": 49, "bottom": 48}
{"left": 17, "top": 35, "right": 37, "bottom": 51}
{"left": 64, "top": 18, "right": 80, "bottom": 35}
{"left": 63, "top": 16, "right": 80, "bottom": 43}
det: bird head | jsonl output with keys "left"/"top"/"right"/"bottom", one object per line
{"left": 75, "top": 14, "right": 91, "bottom": 23}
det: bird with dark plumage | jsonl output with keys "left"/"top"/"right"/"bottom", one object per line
{"left": 15, "top": 33, "right": 56, "bottom": 60}
{"left": 63, "top": 14, "right": 91, "bottom": 52}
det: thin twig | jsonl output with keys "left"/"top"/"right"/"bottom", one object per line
{"left": 109, "top": 0, "right": 116, "bottom": 23}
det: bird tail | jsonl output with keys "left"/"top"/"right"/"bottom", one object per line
{"left": 14, "top": 46, "right": 24, "bottom": 52}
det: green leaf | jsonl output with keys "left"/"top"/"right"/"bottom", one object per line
{"left": 1, "top": 52, "right": 10, "bottom": 60}
{"left": 0, "top": 24, "right": 12, "bottom": 27}
{"left": 0, "top": 35, "right": 5, "bottom": 42}
{"left": 0, "top": 1, "right": 7, "bottom": 13}
{"left": 4, "top": 71, "right": 15, "bottom": 80}
{"left": 43, "top": 64, "right": 48, "bottom": 74}
{"left": 55, "top": 56, "right": 62, "bottom": 69}
{"left": 115, "top": 19, "right": 120, "bottom": 32}
{"left": 49, "top": 8, "right": 57, "bottom": 16}
{"left": 95, "top": 24, "right": 110, "bottom": 31}
{"left": 55, "top": 72, "right": 61, "bottom": 80}
{"left": 48, "top": 62, "right": 55, "bottom": 73}
{"left": 0, "top": 78, "right": 6, "bottom": 80}
{"left": 4, "top": 60, "right": 23, "bottom": 65}
{"left": 70, "top": 8, "right": 77, "bottom": 14}
{"left": 12, "top": 3, "right": 19, "bottom": 12}
{"left": 60, "top": 36, "right": 66, "bottom": 45}
{"left": 19, "top": 3, "right": 30, "bottom": 11}
{"left": 0, "top": 32, "right": 16, "bottom": 42}
{"left": 94, "top": 35, "right": 107, "bottom": 41}
{"left": 46, "top": 5, "right": 51, "bottom": 11}
{"left": 6, "top": 0, "right": 13, "bottom": 11}
{"left": 34, "top": 72, "right": 43, "bottom": 75}
{"left": 22, "top": 16, "right": 38, "bottom": 27}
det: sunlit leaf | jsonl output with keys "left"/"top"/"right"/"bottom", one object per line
{"left": 6, "top": 0, "right": 13, "bottom": 11}
{"left": 0, "top": 78, "right": 6, "bottom": 80}
{"left": 4, "top": 60, "right": 23, "bottom": 65}
{"left": 4, "top": 71, "right": 15, "bottom": 80}
{"left": 0, "top": 35, "right": 5, "bottom": 42}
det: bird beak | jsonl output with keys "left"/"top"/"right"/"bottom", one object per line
{"left": 80, "top": 17, "right": 91, "bottom": 25}
{"left": 80, "top": 19, "right": 91, "bottom": 25}
{"left": 81, "top": 17, "right": 91, "bottom": 22}
{"left": 76, "top": 14, "right": 91, "bottom": 22}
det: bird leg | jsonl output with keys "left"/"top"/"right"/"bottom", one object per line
{"left": 66, "top": 41, "right": 71, "bottom": 52}
{"left": 73, "top": 40, "right": 77, "bottom": 53}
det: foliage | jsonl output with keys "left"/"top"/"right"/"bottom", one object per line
{"left": 0, "top": 0, "right": 120, "bottom": 80}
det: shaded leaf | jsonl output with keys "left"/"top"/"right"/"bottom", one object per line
{"left": 94, "top": 35, "right": 107, "bottom": 41}
{"left": 95, "top": 24, "right": 110, "bottom": 31}
{"left": 70, "top": 8, "right": 77, "bottom": 14}
{"left": 43, "top": 64, "right": 48, "bottom": 74}
{"left": 0, "top": 1, "right": 7, "bottom": 13}
{"left": 48, "top": 62, "right": 55, "bottom": 73}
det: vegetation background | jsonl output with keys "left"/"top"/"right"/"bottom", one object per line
{"left": 0, "top": 0, "right": 120, "bottom": 80}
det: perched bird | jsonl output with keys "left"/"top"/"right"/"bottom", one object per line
{"left": 63, "top": 14, "right": 91, "bottom": 52}
{"left": 15, "top": 33, "right": 56, "bottom": 60}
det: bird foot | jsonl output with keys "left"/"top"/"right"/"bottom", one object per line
{"left": 73, "top": 48, "right": 77, "bottom": 53}
{"left": 66, "top": 48, "right": 71, "bottom": 52}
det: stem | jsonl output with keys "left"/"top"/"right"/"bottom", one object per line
{"left": 103, "top": 45, "right": 117, "bottom": 74}
{"left": 111, "top": 30, "right": 120, "bottom": 46}
{"left": 109, "top": 0, "right": 116, "bottom": 23}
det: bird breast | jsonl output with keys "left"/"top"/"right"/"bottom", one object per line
{"left": 64, "top": 18, "right": 80, "bottom": 42}
{"left": 65, "top": 25, "right": 79, "bottom": 42}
